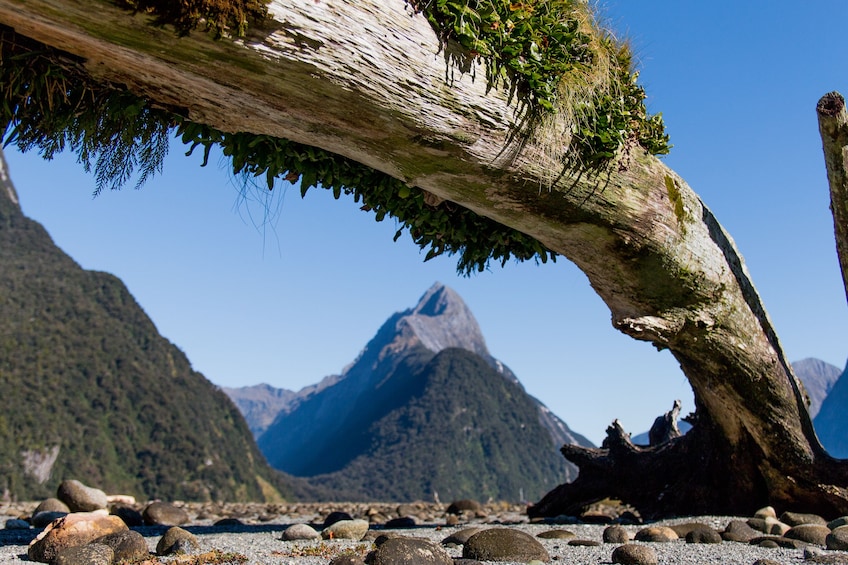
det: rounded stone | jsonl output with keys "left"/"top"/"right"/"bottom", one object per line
{"left": 785, "top": 523, "right": 831, "bottom": 545}
{"left": 27, "top": 512, "right": 128, "bottom": 563}
{"left": 634, "top": 526, "right": 678, "bottom": 542}
{"left": 723, "top": 520, "right": 760, "bottom": 542}
{"left": 385, "top": 516, "right": 416, "bottom": 529}
{"left": 827, "top": 526, "right": 848, "bottom": 550}
{"left": 828, "top": 517, "right": 848, "bottom": 530}
{"left": 536, "top": 529, "right": 576, "bottom": 540}
{"left": 330, "top": 555, "right": 367, "bottom": 565}
{"left": 442, "top": 527, "right": 486, "bottom": 546}
{"left": 780, "top": 511, "right": 828, "bottom": 526}
{"left": 156, "top": 526, "right": 200, "bottom": 556}
{"left": 611, "top": 543, "right": 658, "bottom": 565}
{"left": 4, "top": 519, "right": 31, "bottom": 530}
{"left": 110, "top": 504, "right": 144, "bottom": 527}
{"left": 447, "top": 500, "right": 482, "bottom": 516}
{"left": 56, "top": 480, "right": 108, "bottom": 512}
{"left": 32, "top": 511, "right": 68, "bottom": 529}
{"left": 685, "top": 527, "right": 722, "bottom": 544}
{"left": 754, "top": 506, "right": 777, "bottom": 519}
{"left": 367, "top": 537, "right": 453, "bottom": 565}
{"left": 569, "top": 539, "right": 601, "bottom": 546}
{"left": 603, "top": 525, "right": 631, "bottom": 543}
{"left": 53, "top": 543, "right": 114, "bottom": 565}
{"left": 324, "top": 511, "right": 354, "bottom": 528}
{"left": 143, "top": 501, "right": 190, "bottom": 526}
{"left": 463, "top": 528, "right": 550, "bottom": 562}
{"left": 34, "top": 498, "right": 70, "bottom": 515}
{"left": 669, "top": 522, "right": 712, "bottom": 537}
{"left": 322, "top": 519, "right": 370, "bottom": 541}
{"left": 93, "top": 530, "right": 149, "bottom": 561}
{"left": 282, "top": 523, "right": 320, "bottom": 541}
{"left": 765, "top": 517, "right": 790, "bottom": 536}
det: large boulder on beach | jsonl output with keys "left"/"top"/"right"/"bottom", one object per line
{"left": 27, "top": 512, "right": 127, "bottom": 563}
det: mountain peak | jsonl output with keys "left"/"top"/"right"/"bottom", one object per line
{"left": 401, "top": 283, "right": 489, "bottom": 358}
{"left": 0, "top": 149, "right": 22, "bottom": 215}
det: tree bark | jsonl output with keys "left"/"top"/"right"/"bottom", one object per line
{"left": 817, "top": 92, "right": 848, "bottom": 306}
{"left": 2, "top": 0, "right": 847, "bottom": 517}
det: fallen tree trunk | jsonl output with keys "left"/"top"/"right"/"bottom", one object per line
{"left": 1, "top": 0, "right": 846, "bottom": 517}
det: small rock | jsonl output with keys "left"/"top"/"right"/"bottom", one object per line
{"left": 56, "top": 480, "right": 108, "bottom": 512}
{"left": 786, "top": 524, "right": 831, "bottom": 545}
{"left": 143, "top": 501, "right": 189, "bottom": 526}
{"left": 282, "top": 523, "right": 320, "bottom": 541}
{"left": 754, "top": 506, "right": 777, "bottom": 519}
{"left": 765, "top": 516, "right": 791, "bottom": 536}
{"left": 723, "top": 520, "right": 761, "bottom": 542}
{"left": 747, "top": 518, "right": 769, "bottom": 533}
{"left": 330, "top": 556, "right": 367, "bottom": 565}
{"left": 93, "top": 530, "right": 149, "bottom": 562}
{"left": 442, "top": 527, "right": 486, "bottom": 546}
{"left": 31, "top": 511, "right": 68, "bottom": 529}
{"left": 759, "top": 539, "right": 780, "bottom": 548}
{"left": 447, "top": 500, "right": 482, "bottom": 516}
{"left": 156, "top": 526, "right": 200, "bottom": 556}
{"left": 634, "top": 526, "right": 678, "bottom": 542}
{"left": 827, "top": 526, "right": 848, "bottom": 550}
{"left": 324, "top": 511, "right": 354, "bottom": 528}
{"left": 611, "top": 543, "right": 658, "bottom": 565}
{"left": 603, "top": 525, "right": 630, "bottom": 543}
{"left": 110, "top": 504, "right": 144, "bottom": 527}
{"left": 569, "top": 539, "right": 601, "bottom": 546}
{"left": 106, "top": 494, "right": 136, "bottom": 505}
{"left": 214, "top": 517, "right": 244, "bottom": 527}
{"left": 781, "top": 511, "right": 828, "bottom": 526}
{"left": 463, "top": 528, "right": 550, "bottom": 563}
{"left": 752, "top": 560, "right": 783, "bottom": 565}
{"left": 385, "top": 516, "right": 416, "bottom": 529}
{"left": 5, "top": 519, "right": 30, "bottom": 530}
{"left": 806, "top": 553, "right": 848, "bottom": 564}
{"left": 685, "top": 528, "right": 722, "bottom": 544}
{"left": 536, "top": 529, "right": 576, "bottom": 539}
{"left": 27, "top": 512, "right": 127, "bottom": 563}
{"left": 53, "top": 543, "right": 114, "bottom": 565}
{"left": 34, "top": 498, "right": 70, "bottom": 515}
{"left": 669, "top": 522, "right": 712, "bottom": 537}
{"left": 366, "top": 537, "right": 453, "bottom": 565}
{"left": 322, "top": 519, "right": 370, "bottom": 540}
{"left": 828, "top": 517, "right": 848, "bottom": 530}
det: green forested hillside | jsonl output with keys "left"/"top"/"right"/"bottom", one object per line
{"left": 0, "top": 154, "right": 290, "bottom": 502}
{"left": 292, "top": 348, "right": 574, "bottom": 503}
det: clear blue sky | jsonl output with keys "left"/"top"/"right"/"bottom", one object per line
{"left": 5, "top": 1, "right": 848, "bottom": 445}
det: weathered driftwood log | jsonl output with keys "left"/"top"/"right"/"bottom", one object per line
{"left": 648, "top": 399, "right": 682, "bottom": 446}
{"left": 1, "top": 0, "right": 847, "bottom": 517}
{"left": 817, "top": 92, "right": 848, "bottom": 305}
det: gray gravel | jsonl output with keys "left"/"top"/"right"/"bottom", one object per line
{"left": 0, "top": 514, "right": 825, "bottom": 564}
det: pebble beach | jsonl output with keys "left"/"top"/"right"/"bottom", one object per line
{"left": 3, "top": 498, "right": 847, "bottom": 565}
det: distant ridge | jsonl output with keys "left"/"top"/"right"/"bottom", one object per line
{"left": 814, "top": 358, "right": 848, "bottom": 458}
{"left": 240, "top": 283, "right": 592, "bottom": 502}
{"left": 0, "top": 149, "right": 290, "bottom": 502}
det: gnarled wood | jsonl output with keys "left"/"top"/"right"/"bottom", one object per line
{"left": 1, "top": 0, "right": 847, "bottom": 516}
{"left": 818, "top": 92, "right": 848, "bottom": 306}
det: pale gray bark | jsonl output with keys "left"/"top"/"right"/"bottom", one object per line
{"left": 2, "top": 0, "right": 846, "bottom": 515}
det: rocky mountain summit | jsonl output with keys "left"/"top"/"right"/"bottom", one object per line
{"left": 230, "top": 283, "right": 591, "bottom": 503}
{"left": 0, "top": 149, "right": 289, "bottom": 502}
